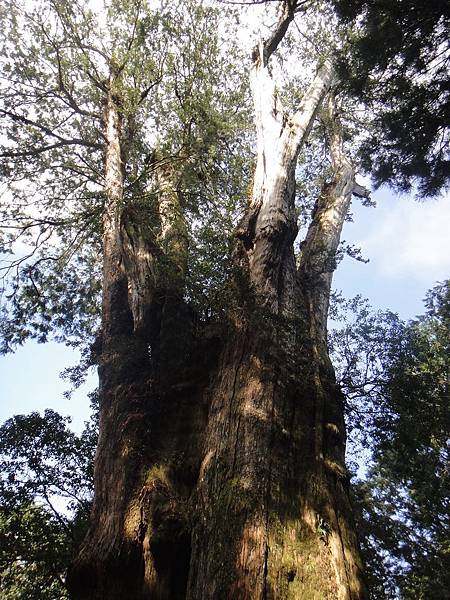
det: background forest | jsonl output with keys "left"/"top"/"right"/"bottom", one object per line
{"left": 0, "top": 0, "right": 448, "bottom": 598}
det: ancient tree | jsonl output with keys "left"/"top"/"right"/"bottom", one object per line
{"left": 1, "top": 1, "right": 371, "bottom": 598}
{"left": 69, "top": 2, "right": 369, "bottom": 598}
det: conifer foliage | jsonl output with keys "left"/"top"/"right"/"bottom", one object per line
{"left": 332, "top": 0, "right": 450, "bottom": 196}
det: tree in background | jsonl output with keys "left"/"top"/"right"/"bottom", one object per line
{"left": 331, "top": 281, "right": 450, "bottom": 599}
{"left": 0, "top": 409, "right": 96, "bottom": 599}
{"left": 331, "top": 0, "right": 449, "bottom": 196}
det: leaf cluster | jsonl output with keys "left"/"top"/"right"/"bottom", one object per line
{"left": 331, "top": 0, "right": 450, "bottom": 196}
{"left": 0, "top": 406, "right": 97, "bottom": 599}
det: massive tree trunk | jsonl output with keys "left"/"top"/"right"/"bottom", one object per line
{"left": 186, "top": 13, "right": 367, "bottom": 599}
{"left": 69, "top": 4, "right": 367, "bottom": 599}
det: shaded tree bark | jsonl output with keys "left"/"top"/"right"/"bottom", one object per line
{"left": 68, "top": 82, "right": 208, "bottom": 600}
{"left": 68, "top": 3, "right": 368, "bottom": 599}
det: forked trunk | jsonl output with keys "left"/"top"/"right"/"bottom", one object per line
{"left": 69, "top": 5, "right": 368, "bottom": 599}
{"left": 186, "top": 35, "right": 367, "bottom": 600}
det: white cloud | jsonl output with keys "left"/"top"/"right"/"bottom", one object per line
{"left": 358, "top": 191, "right": 450, "bottom": 282}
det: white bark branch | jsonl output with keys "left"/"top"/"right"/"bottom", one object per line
{"left": 285, "top": 58, "right": 337, "bottom": 162}
{"left": 352, "top": 182, "right": 370, "bottom": 198}
{"left": 243, "top": 4, "right": 337, "bottom": 313}
{"left": 298, "top": 92, "right": 358, "bottom": 340}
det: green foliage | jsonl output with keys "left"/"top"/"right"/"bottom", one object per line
{"left": 0, "top": 249, "right": 102, "bottom": 354}
{"left": 367, "top": 282, "right": 450, "bottom": 599}
{"left": 1, "top": 502, "right": 71, "bottom": 600}
{"left": 0, "top": 409, "right": 95, "bottom": 512}
{"left": 331, "top": 282, "right": 450, "bottom": 598}
{"left": 0, "top": 0, "right": 252, "bottom": 352}
{"left": 329, "top": 292, "right": 403, "bottom": 452}
{"left": 0, "top": 407, "right": 96, "bottom": 599}
{"left": 332, "top": 0, "right": 449, "bottom": 196}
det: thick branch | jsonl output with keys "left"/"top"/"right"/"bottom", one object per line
{"left": 121, "top": 205, "right": 158, "bottom": 335}
{"left": 244, "top": 16, "right": 336, "bottom": 313}
{"left": 251, "top": 0, "right": 310, "bottom": 65}
{"left": 298, "top": 92, "right": 369, "bottom": 340}
{"left": 101, "top": 88, "right": 127, "bottom": 342}
{"left": 286, "top": 58, "right": 337, "bottom": 160}
{"left": 352, "top": 182, "right": 370, "bottom": 198}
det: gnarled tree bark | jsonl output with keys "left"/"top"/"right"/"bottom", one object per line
{"left": 186, "top": 9, "right": 367, "bottom": 599}
{"left": 69, "top": 3, "right": 368, "bottom": 599}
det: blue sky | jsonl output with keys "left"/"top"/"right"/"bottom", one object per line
{"left": 0, "top": 186, "right": 449, "bottom": 432}
{"left": 0, "top": 342, "right": 95, "bottom": 433}
{"left": 334, "top": 186, "right": 450, "bottom": 317}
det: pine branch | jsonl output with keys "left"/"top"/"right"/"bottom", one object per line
{"left": 0, "top": 139, "right": 102, "bottom": 159}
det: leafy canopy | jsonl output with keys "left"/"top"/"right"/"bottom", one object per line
{"left": 331, "top": 0, "right": 450, "bottom": 196}
{"left": 0, "top": 408, "right": 97, "bottom": 600}
{"left": 0, "top": 0, "right": 252, "bottom": 354}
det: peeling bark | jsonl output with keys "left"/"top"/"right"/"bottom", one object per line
{"left": 298, "top": 92, "right": 370, "bottom": 343}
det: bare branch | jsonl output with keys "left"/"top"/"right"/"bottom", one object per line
{"left": 352, "top": 182, "right": 370, "bottom": 198}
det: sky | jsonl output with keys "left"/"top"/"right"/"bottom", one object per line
{"left": 334, "top": 186, "right": 450, "bottom": 317}
{"left": 1, "top": 184, "right": 448, "bottom": 433}
{"left": 0, "top": 342, "right": 95, "bottom": 433}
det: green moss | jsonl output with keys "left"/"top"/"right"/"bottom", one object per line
{"left": 144, "top": 464, "right": 171, "bottom": 490}
{"left": 217, "top": 477, "right": 253, "bottom": 514}
{"left": 267, "top": 516, "right": 338, "bottom": 599}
